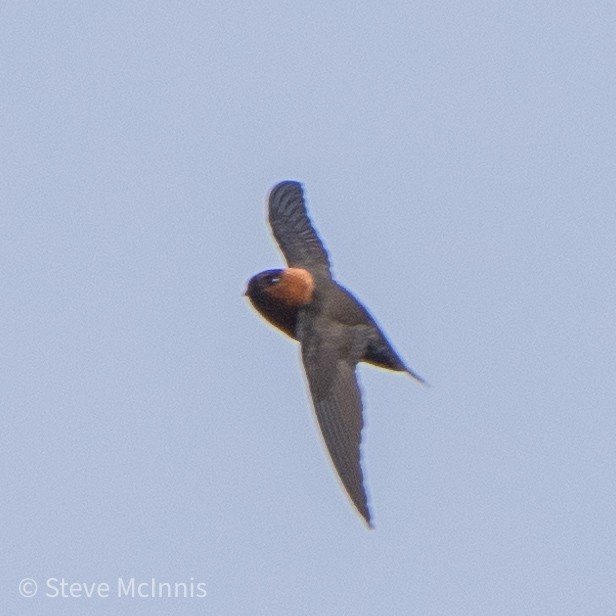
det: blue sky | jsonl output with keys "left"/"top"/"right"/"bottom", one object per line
{"left": 3, "top": 2, "right": 615, "bottom": 614}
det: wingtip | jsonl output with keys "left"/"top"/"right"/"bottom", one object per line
{"left": 358, "top": 503, "right": 373, "bottom": 528}
{"left": 269, "top": 179, "right": 303, "bottom": 197}
{"left": 358, "top": 510, "right": 374, "bottom": 529}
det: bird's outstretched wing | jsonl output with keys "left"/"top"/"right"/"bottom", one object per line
{"left": 268, "top": 181, "right": 332, "bottom": 278}
{"left": 299, "top": 321, "right": 371, "bottom": 526}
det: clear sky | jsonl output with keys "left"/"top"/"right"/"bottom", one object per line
{"left": 3, "top": 2, "right": 615, "bottom": 614}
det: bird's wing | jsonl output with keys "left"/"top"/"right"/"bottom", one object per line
{"left": 299, "top": 321, "right": 371, "bottom": 526}
{"left": 268, "top": 181, "right": 332, "bottom": 277}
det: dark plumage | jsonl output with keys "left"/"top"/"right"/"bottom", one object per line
{"left": 245, "top": 181, "right": 423, "bottom": 526}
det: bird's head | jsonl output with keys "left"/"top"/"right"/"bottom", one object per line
{"left": 246, "top": 268, "right": 315, "bottom": 306}
{"left": 244, "top": 268, "right": 315, "bottom": 339}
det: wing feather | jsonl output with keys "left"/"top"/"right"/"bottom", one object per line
{"left": 300, "top": 327, "right": 371, "bottom": 525}
{"left": 268, "top": 181, "right": 331, "bottom": 277}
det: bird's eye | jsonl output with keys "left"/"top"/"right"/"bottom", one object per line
{"left": 269, "top": 276, "right": 281, "bottom": 285}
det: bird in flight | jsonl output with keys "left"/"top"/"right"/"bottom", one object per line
{"left": 245, "top": 181, "right": 423, "bottom": 527}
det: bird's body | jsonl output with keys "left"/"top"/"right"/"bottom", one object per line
{"left": 245, "top": 181, "right": 423, "bottom": 526}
